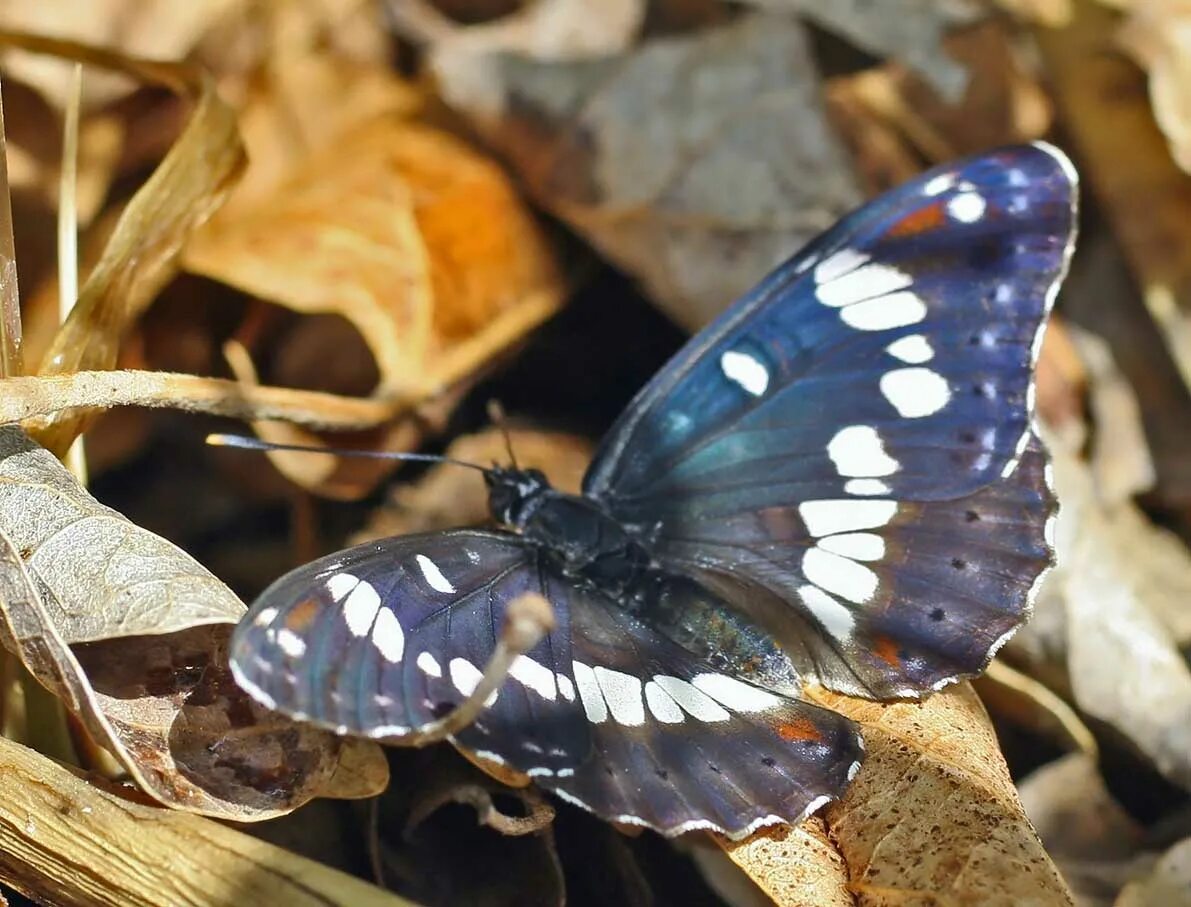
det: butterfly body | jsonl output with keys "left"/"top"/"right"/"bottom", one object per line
{"left": 231, "top": 143, "right": 1078, "bottom": 838}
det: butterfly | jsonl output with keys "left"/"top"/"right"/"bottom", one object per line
{"left": 230, "top": 143, "right": 1076, "bottom": 839}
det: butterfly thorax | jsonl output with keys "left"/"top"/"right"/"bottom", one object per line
{"left": 485, "top": 467, "right": 653, "bottom": 593}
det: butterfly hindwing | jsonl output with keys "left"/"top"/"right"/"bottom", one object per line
{"left": 231, "top": 530, "right": 591, "bottom": 775}
{"left": 541, "top": 578, "right": 863, "bottom": 838}
{"left": 583, "top": 143, "right": 1074, "bottom": 696}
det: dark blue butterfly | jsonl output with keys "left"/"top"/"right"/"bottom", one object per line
{"left": 230, "top": 143, "right": 1076, "bottom": 839}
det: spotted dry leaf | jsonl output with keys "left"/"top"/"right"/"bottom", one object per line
{"left": 724, "top": 684, "right": 1074, "bottom": 906}
{"left": 436, "top": 13, "right": 861, "bottom": 330}
{"left": 0, "top": 425, "right": 388, "bottom": 818}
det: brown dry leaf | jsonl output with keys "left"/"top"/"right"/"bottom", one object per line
{"left": 1019, "top": 753, "right": 1155, "bottom": 907}
{"left": 992, "top": 0, "right": 1073, "bottom": 26}
{"left": 0, "top": 0, "right": 245, "bottom": 109}
{"left": 1036, "top": 2, "right": 1191, "bottom": 410}
{"left": 828, "top": 20, "right": 1053, "bottom": 169}
{"left": 737, "top": 0, "right": 983, "bottom": 100}
{"left": 393, "top": 0, "right": 644, "bottom": 66}
{"left": 0, "top": 424, "right": 387, "bottom": 818}
{"left": 436, "top": 13, "right": 861, "bottom": 329}
{"left": 726, "top": 684, "right": 1073, "bottom": 906}
{"left": 188, "top": 114, "right": 561, "bottom": 394}
{"left": 0, "top": 31, "right": 248, "bottom": 454}
{"left": 1118, "top": 0, "right": 1191, "bottom": 176}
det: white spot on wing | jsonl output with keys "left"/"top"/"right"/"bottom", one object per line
{"left": 594, "top": 667, "right": 645, "bottom": 726}
{"left": 814, "top": 248, "right": 869, "bottom": 284}
{"left": 449, "top": 657, "right": 497, "bottom": 706}
{"left": 644, "top": 680, "right": 684, "bottom": 723}
{"left": 253, "top": 606, "right": 279, "bottom": 627}
{"left": 652, "top": 675, "right": 730, "bottom": 722}
{"left": 692, "top": 674, "right": 781, "bottom": 713}
{"left": 571, "top": 661, "right": 607, "bottom": 723}
{"left": 798, "top": 499, "right": 897, "bottom": 537}
{"left": 817, "top": 264, "right": 912, "bottom": 308}
{"left": 326, "top": 572, "right": 358, "bottom": 601}
{"left": 509, "top": 655, "right": 557, "bottom": 700}
{"left": 817, "top": 532, "right": 886, "bottom": 561}
{"left": 827, "top": 425, "right": 898, "bottom": 478}
{"left": 276, "top": 628, "right": 306, "bottom": 658}
{"left": 844, "top": 478, "right": 891, "bottom": 496}
{"left": 556, "top": 673, "right": 576, "bottom": 702}
{"left": 720, "top": 350, "right": 769, "bottom": 396}
{"left": 343, "top": 580, "right": 381, "bottom": 637}
{"left": 415, "top": 554, "right": 456, "bottom": 594}
{"left": 923, "top": 172, "right": 955, "bottom": 196}
{"left": 797, "top": 585, "right": 856, "bottom": 640}
{"left": 370, "top": 608, "right": 404, "bottom": 663}
{"left": 947, "top": 192, "right": 987, "bottom": 223}
{"left": 839, "top": 292, "right": 927, "bottom": 331}
{"left": 416, "top": 651, "right": 442, "bottom": 678}
{"left": 879, "top": 367, "right": 951, "bottom": 417}
{"left": 886, "top": 334, "right": 934, "bottom": 364}
{"left": 802, "top": 548, "right": 879, "bottom": 604}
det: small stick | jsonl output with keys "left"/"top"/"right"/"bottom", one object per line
{"left": 397, "top": 592, "right": 555, "bottom": 747}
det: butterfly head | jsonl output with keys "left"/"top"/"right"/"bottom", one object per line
{"left": 485, "top": 466, "right": 551, "bottom": 528}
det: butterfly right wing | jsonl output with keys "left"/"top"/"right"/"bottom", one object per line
{"left": 230, "top": 530, "right": 592, "bottom": 776}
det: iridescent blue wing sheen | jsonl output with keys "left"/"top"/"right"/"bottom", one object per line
{"left": 584, "top": 143, "right": 1075, "bottom": 697}
{"left": 230, "top": 530, "right": 591, "bottom": 775}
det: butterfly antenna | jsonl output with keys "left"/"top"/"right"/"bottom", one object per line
{"left": 486, "top": 399, "right": 519, "bottom": 469}
{"left": 206, "top": 433, "right": 489, "bottom": 473}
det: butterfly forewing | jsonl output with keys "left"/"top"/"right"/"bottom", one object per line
{"left": 584, "top": 143, "right": 1074, "bottom": 696}
{"left": 231, "top": 531, "right": 591, "bottom": 775}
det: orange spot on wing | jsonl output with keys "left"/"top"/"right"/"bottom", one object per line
{"left": 776, "top": 717, "right": 825, "bottom": 743}
{"left": 887, "top": 200, "right": 946, "bottom": 238}
{"left": 285, "top": 598, "right": 321, "bottom": 631}
{"left": 873, "top": 635, "right": 902, "bottom": 669}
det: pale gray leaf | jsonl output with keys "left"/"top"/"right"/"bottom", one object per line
{"left": 0, "top": 425, "right": 243, "bottom": 641}
{"left": 736, "top": 0, "right": 984, "bottom": 100}
{"left": 435, "top": 14, "right": 861, "bottom": 329}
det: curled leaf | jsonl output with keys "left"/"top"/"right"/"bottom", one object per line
{"left": 0, "top": 425, "right": 386, "bottom": 818}
{"left": 723, "top": 684, "right": 1074, "bottom": 906}
{"left": 0, "top": 31, "right": 247, "bottom": 455}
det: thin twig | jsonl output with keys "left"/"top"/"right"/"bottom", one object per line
{"left": 396, "top": 593, "right": 555, "bottom": 747}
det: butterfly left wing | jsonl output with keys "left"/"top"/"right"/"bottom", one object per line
{"left": 583, "top": 144, "right": 1074, "bottom": 697}
{"left": 230, "top": 530, "right": 592, "bottom": 776}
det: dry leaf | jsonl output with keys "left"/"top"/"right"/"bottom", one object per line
{"left": 1036, "top": 2, "right": 1191, "bottom": 421}
{"left": 438, "top": 13, "right": 861, "bottom": 329}
{"left": 1116, "top": 838, "right": 1191, "bottom": 907}
{"left": 394, "top": 0, "right": 644, "bottom": 65}
{"left": 189, "top": 114, "right": 561, "bottom": 397}
{"left": 1051, "top": 435, "right": 1191, "bottom": 789}
{"left": 0, "top": 424, "right": 241, "bottom": 638}
{"left": 738, "top": 0, "right": 984, "bottom": 100}
{"left": 1118, "top": 0, "right": 1191, "bottom": 176}
{"left": 0, "top": 31, "right": 248, "bottom": 454}
{"left": 0, "top": 0, "right": 245, "bottom": 109}
{"left": 725, "top": 685, "right": 1073, "bottom": 906}
{"left": 0, "top": 424, "right": 386, "bottom": 818}
{"left": 1019, "top": 753, "right": 1155, "bottom": 907}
